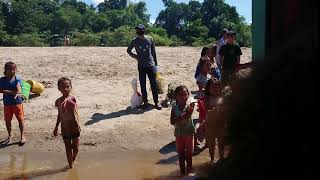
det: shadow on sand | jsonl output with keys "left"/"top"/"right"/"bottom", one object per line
{"left": 85, "top": 105, "right": 153, "bottom": 126}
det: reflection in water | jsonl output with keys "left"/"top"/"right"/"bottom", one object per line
{"left": 67, "top": 168, "right": 79, "bottom": 180}
{"left": 0, "top": 150, "right": 210, "bottom": 180}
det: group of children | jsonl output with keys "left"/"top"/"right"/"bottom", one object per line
{"left": 0, "top": 28, "right": 242, "bottom": 175}
{"left": 170, "top": 29, "right": 242, "bottom": 176}
{"left": 0, "top": 62, "right": 80, "bottom": 169}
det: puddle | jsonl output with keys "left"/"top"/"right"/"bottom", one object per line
{"left": 0, "top": 150, "right": 210, "bottom": 180}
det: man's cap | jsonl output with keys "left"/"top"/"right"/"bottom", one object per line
{"left": 221, "top": 28, "right": 229, "bottom": 34}
{"left": 227, "top": 31, "right": 236, "bottom": 36}
{"left": 135, "top": 24, "right": 146, "bottom": 30}
{"left": 219, "top": 28, "right": 229, "bottom": 37}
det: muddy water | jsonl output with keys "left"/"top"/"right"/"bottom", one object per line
{"left": 0, "top": 150, "right": 210, "bottom": 180}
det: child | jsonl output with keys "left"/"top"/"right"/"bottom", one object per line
{"left": 196, "top": 58, "right": 212, "bottom": 94}
{"left": 219, "top": 31, "right": 242, "bottom": 85}
{"left": 194, "top": 46, "right": 209, "bottom": 79}
{"left": 207, "top": 44, "right": 221, "bottom": 81}
{"left": 205, "top": 78, "right": 226, "bottom": 163}
{"left": 216, "top": 28, "right": 229, "bottom": 69}
{"left": 0, "top": 62, "right": 26, "bottom": 144}
{"left": 53, "top": 77, "right": 81, "bottom": 169}
{"left": 170, "top": 85, "right": 195, "bottom": 175}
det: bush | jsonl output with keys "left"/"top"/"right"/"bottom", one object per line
{"left": 3, "top": 34, "right": 46, "bottom": 46}
{"left": 191, "top": 37, "right": 206, "bottom": 47}
{"left": 71, "top": 32, "right": 100, "bottom": 46}
{"left": 19, "top": 34, "right": 46, "bottom": 46}
{"left": 148, "top": 33, "right": 172, "bottom": 46}
{"left": 170, "top": 35, "right": 184, "bottom": 46}
{"left": 147, "top": 27, "right": 168, "bottom": 37}
{"left": 0, "top": 30, "right": 10, "bottom": 46}
{"left": 101, "top": 26, "right": 136, "bottom": 46}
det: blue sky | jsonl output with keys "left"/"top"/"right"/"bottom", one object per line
{"left": 81, "top": 0, "right": 252, "bottom": 23}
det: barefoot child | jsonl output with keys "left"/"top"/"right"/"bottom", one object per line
{"left": 0, "top": 62, "right": 26, "bottom": 144}
{"left": 53, "top": 78, "right": 81, "bottom": 169}
{"left": 205, "top": 78, "right": 226, "bottom": 163}
{"left": 195, "top": 58, "right": 211, "bottom": 147}
{"left": 170, "top": 85, "right": 195, "bottom": 175}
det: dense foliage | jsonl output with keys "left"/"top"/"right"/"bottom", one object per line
{"left": 0, "top": 0, "right": 251, "bottom": 47}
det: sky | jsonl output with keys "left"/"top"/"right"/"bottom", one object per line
{"left": 81, "top": 0, "right": 252, "bottom": 24}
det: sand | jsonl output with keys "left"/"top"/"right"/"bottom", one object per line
{"left": 0, "top": 47, "right": 251, "bottom": 179}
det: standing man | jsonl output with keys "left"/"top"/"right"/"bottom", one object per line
{"left": 127, "top": 24, "right": 162, "bottom": 110}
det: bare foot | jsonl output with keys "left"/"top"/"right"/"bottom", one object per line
{"left": 20, "top": 135, "right": 27, "bottom": 144}
{"left": 7, "top": 136, "right": 12, "bottom": 144}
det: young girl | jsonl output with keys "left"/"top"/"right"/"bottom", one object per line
{"left": 0, "top": 62, "right": 26, "bottom": 144}
{"left": 205, "top": 78, "right": 226, "bottom": 163}
{"left": 53, "top": 77, "right": 81, "bottom": 169}
{"left": 170, "top": 85, "right": 195, "bottom": 175}
{"left": 196, "top": 58, "right": 212, "bottom": 94}
{"left": 194, "top": 46, "right": 209, "bottom": 79}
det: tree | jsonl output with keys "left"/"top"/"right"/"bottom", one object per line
{"left": 98, "top": 0, "right": 127, "bottom": 12}
{"left": 4, "top": 0, "right": 54, "bottom": 34}
{"left": 156, "top": 2, "right": 191, "bottom": 39}
{"left": 162, "top": 0, "right": 174, "bottom": 7}
{"left": 134, "top": 2, "right": 150, "bottom": 23}
{"left": 156, "top": 0, "right": 251, "bottom": 46}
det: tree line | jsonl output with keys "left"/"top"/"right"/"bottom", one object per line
{"left": 0, "top": 0, "right": 251, "bottom": 47}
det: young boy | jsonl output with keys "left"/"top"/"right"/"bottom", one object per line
{"left": 0, "top": 62, "right": 26, "bottom": 144}
{"left": 219, "top": 31, "right": 242, "bottom": 85}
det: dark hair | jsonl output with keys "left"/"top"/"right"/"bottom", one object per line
{"left": 58, "top": 77, "right": 72, "bottom": 88}
{"left": 205, "top": 78, "right": 221, "bottom": 96}
{"left": 4, "top": 61, "right": 16, "bottom": 75}
{"left": 201, "top": 46, "right": 209, "bottom": 57}
{"left": 210, "top": 44, "right": 217, "bottom": 54}
{"left": 174, "top": 85, "right": 189, "bottom": 98}
{"left": 219, "top": 28, "right": 229, "bottom": 38}
{"left": 199, "top": 57, "right": 210, "bottom": 68}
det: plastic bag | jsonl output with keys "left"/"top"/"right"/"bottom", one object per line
{"left": 155, "top": 67, "right": 165, "bottom": 94}
{"left": 167, "top": 81, "right": 179, "bottom": 99}
{"left": 130, "top": 78, "right": 143, "bottom": 109}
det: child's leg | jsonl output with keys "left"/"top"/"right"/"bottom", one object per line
{"left": 208, "top": 137, "right": 216, "bottom": 162}
{"left": 4, "top": 106, "right": 13, "bottom": 140}
{"left": 15, "top": 104, "right": 26, "bottom": 143}
{"left": 176, "top": 136, "right": 186, "bottom": 175}
{"left": 5, "top": 121, "right": 12, "bottom": 140}
{"left": 71, "top": 138, "right": 80, "bottom": 162}
{"left": 217, "top": 136, "right": 224, "bottom": 160}
{"left": 185, "top": 136, "right": 194, "bottom": 173}
{"left": 63, "top": 138, "right": 74, "bottom": 168}
{"left": 18, "top": 121, "right": 26, "bottom": 143}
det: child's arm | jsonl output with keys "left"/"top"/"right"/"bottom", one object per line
{"left": 53, "top": 114, "right": 61, "bottom": 136}
{"left": 53, "top": 99, "right": 61, "bottom": 136}
{"left": 236, "top": 46, "right": 242, "bottom": 65}
{"left": 170, "top": 107, "right": 176, "bottom": 125}
{"left": 196, "top": 81, "right": 204, "bottom": 91}
{"left": 236, "top": 56, "right": 241, "bottom": 65}
{"left": 172, "top": 103, "right": 195, "bottom": 125}
{"left": 205, "top": 97, "right": 214, "bottom": 111}
{"left": 0, "top": 89, "right": 18, "bottom": 95}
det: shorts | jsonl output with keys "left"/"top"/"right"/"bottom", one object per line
{"left": 63, "top": 133, "right": 80, "bottom": 140}
{"left": 4, "top": 104, "right": 24, "bottom": 122}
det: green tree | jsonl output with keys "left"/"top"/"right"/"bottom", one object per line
{"left": 5, "top": 0, "right": 53, "bottom": 35}
{"left": 97, "top": 0, "right": 127, "bottom": 12}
